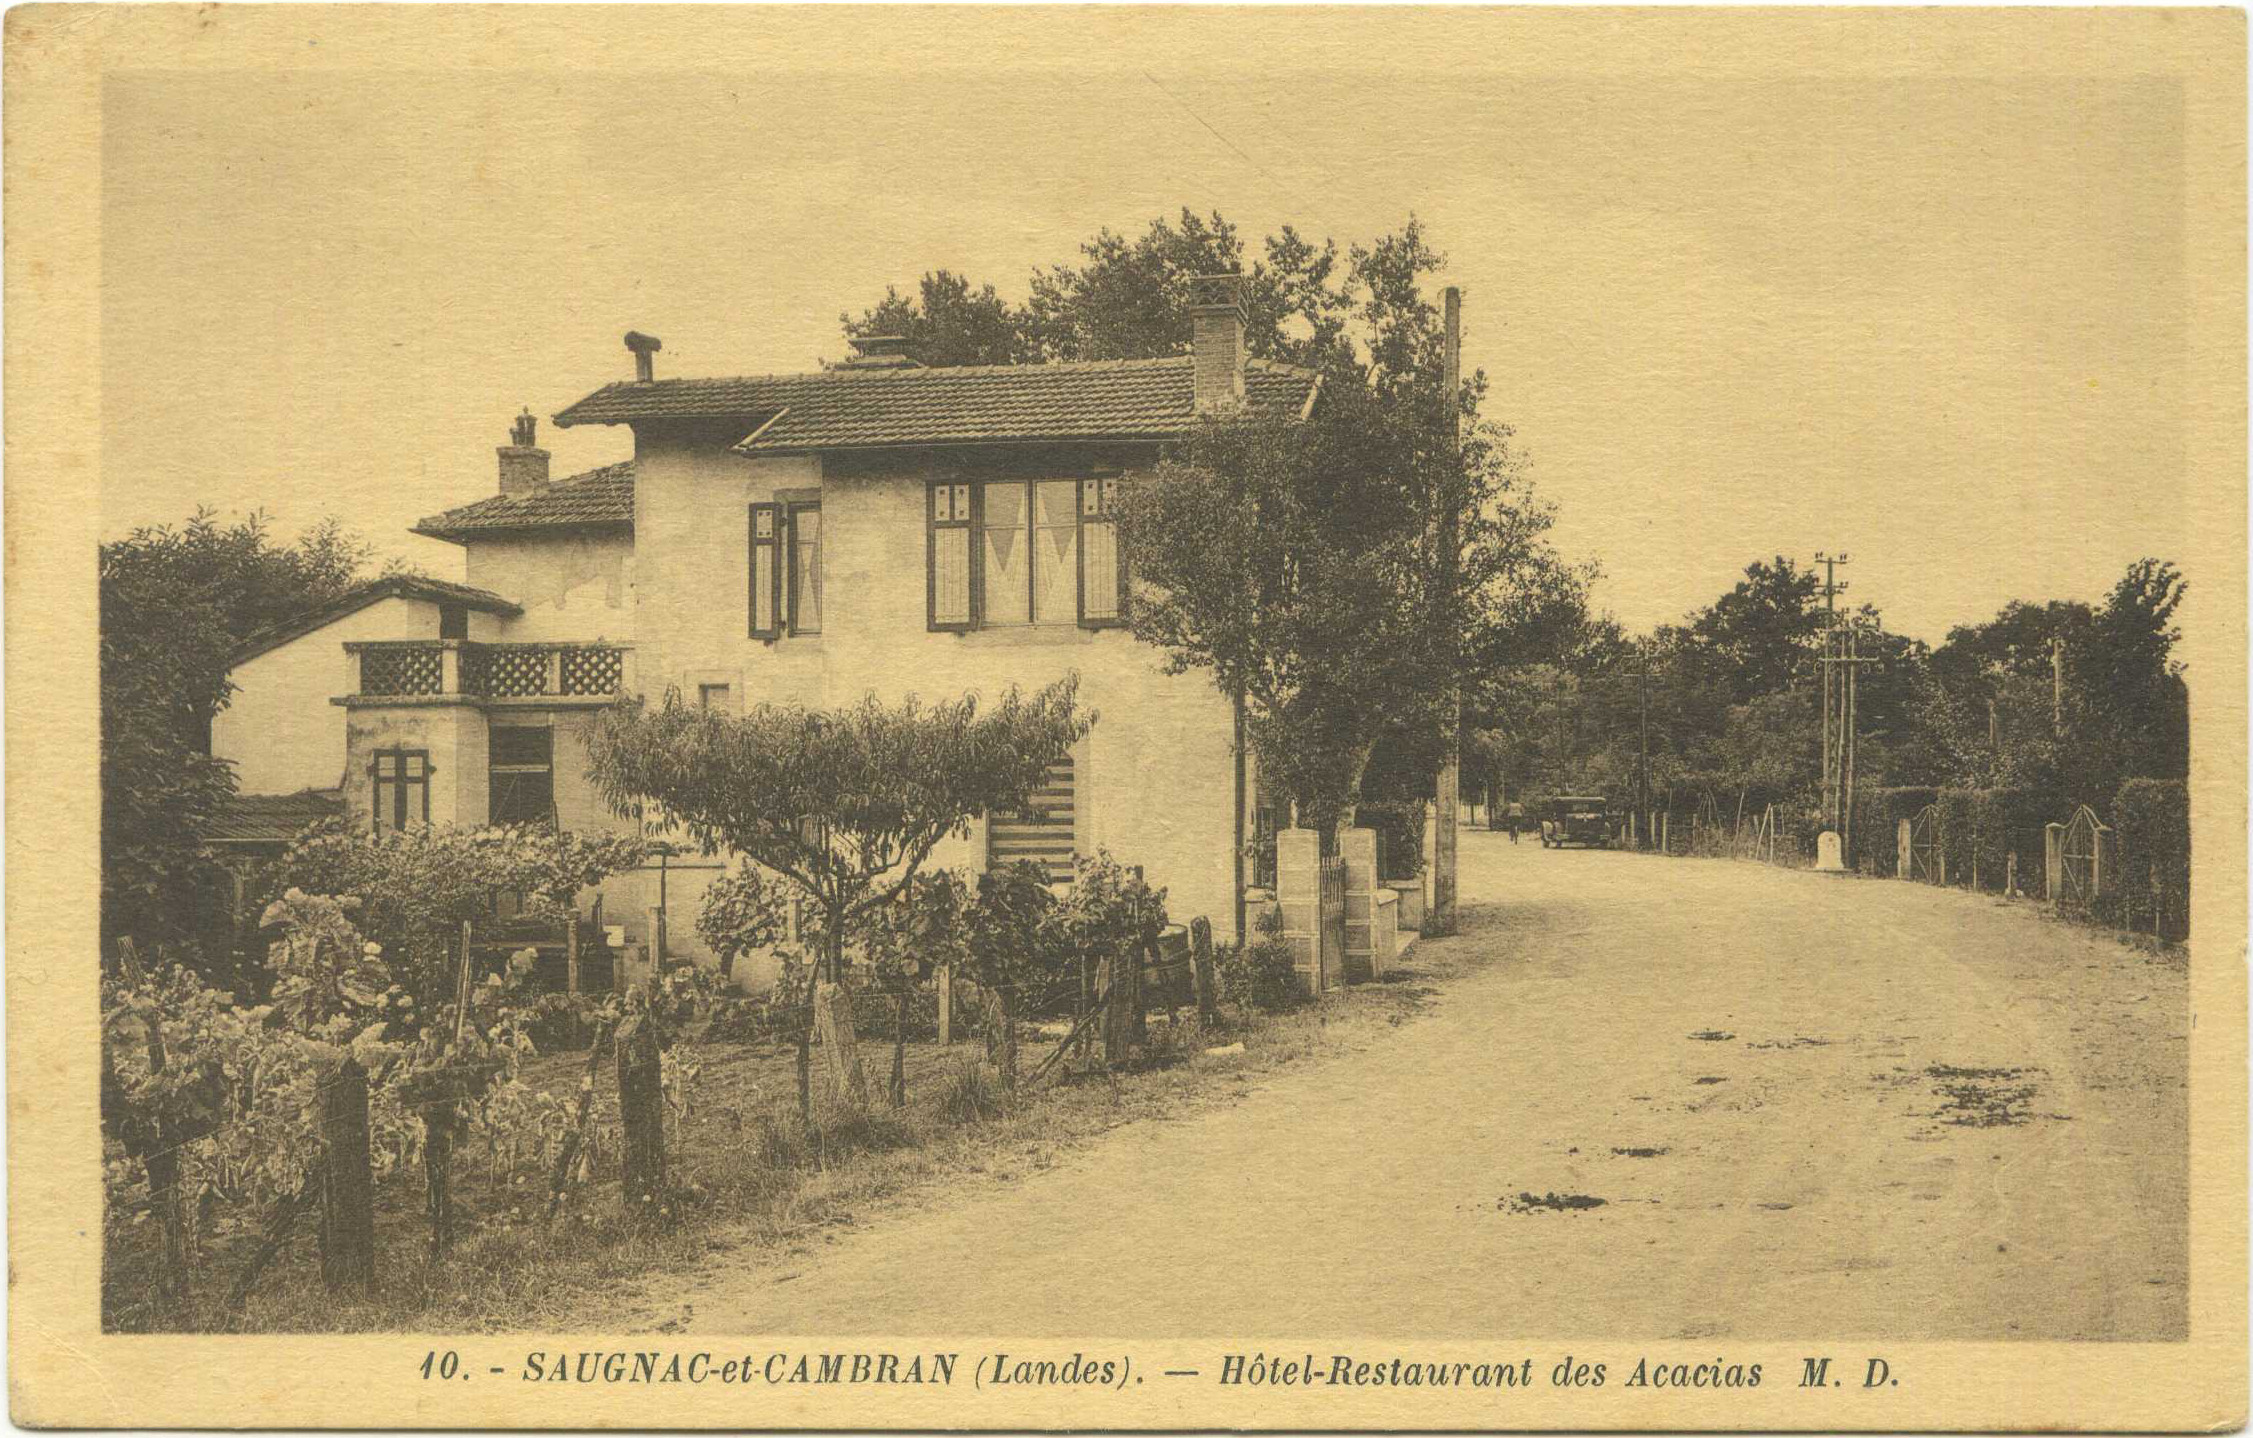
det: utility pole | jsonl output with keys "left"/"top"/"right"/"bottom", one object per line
{"left": 1428, "top": 286, "right": 1462, "bottom": 938}
{"left": 1811, "top": 552, "right": 1850, "bottom": 828}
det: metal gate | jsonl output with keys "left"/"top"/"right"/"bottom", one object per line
{"left": 1317, "top": 854, "right": 1347, "bottom": 996}
{"left": 1909, "top": 802, "right": 1944, "bottom": 884}
{"left": 2059, "top": 805, "right": 2104, "bottom": 904}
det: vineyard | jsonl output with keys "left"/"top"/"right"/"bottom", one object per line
{"left": 101, "top": 838, "right": 1297, "bottom": 1333}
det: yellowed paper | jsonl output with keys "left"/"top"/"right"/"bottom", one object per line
{"left": 9, "top": 5, "right": 2245, "bottom": 1430}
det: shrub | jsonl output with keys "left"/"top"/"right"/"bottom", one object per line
{"left": 1933, "top": 787, "right": 2052, "bottom": 892}
{"left": 2109, "top": 778, "right": 2190, "bottom": 939}
{"left": 936, "top": 1059, "right": 1005, "bottom": 1126}
{"left": 1218, "top": 910, "right": 1302, "bottom": 1013}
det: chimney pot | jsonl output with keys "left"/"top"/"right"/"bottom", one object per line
{"left": 838, "top": 334, "right": 924, "bottom": 370}
{"left": 1187, "top": 271, "right": 1247, "bottom": 413}
{"left": 624, "top": 330, "right": 663, "bottom": 383}
{"left": 497, "top": 407, "right": 550, "bottom": 496}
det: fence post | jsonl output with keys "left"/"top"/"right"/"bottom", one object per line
{"left": 425, "top": 1098, "right": 456, "bottom": 1257}
{"left": 2092, "top": 823, "right": 2117, "bottom": 901}
{"left": 1190, "top": 917, "right": 1218, "bottom": 1027}
{"left": 2044, "top": 823, "right": 2065, "bottom": 903}
{"left": 615, "top": 1013, "right": 666, "bottom": 1217}
{"left": 2005, "top": 850, "right": 2019, "bottom": 898}
{"left": 1098, "top": 951, "right": 1124, "bottom": 1068}
{"left": 319, "top": 1055, "right": 375, "bottom": 1292}
{"left": 1662, "top": 812, "right": 1670, "bottom": 855}
{"left": 565, "top": 915, "right": 581, "bottom": 996}
{"left": 936, "top": 964, "right": 953, "bottom": 1046}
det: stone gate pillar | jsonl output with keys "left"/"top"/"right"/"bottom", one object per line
{"left": 1276, "top": 828, "right": 1323, "bottom": 995}
{"left": 1340, "top": 827, "right": 1379, "bottom": 983}
{"left": 1897, "top": 818, "right": 1913, "bottom": 880}
{"left": 2044, "top": 823, "right": 2065, "bottom": 903}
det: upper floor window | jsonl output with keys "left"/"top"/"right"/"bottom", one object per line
{"left": 750, "top": 498, "right": 822, "bottom": 640}
{"left": 371, "top": 748, "right": 431, "bottom": 833}
{"left": 927, "top": 475, "right": 1128, "bottom": 632}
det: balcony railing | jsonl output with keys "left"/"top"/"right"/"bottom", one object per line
{"left": 345, "top": 640, "right": 634, "bottom": 702}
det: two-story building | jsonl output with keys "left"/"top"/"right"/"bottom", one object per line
{"left": 212, "top": 273, "right": 1319, "bottom": 989}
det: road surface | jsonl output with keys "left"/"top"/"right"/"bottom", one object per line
{"left": 648, "top": 830, "right": 2188, "bottom": 1341}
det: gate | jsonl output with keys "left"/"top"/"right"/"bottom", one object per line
{"left": 2057, "top": 805, "right": 2107, "bottom": 905}
{"left": 1909, "top": 802, "right": 1944, "bottom": 884}
{"left": 1317, "top": 854, "right": 1347, "bottom": 996}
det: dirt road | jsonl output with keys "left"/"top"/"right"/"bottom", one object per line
{"left": 659, "top": 831, "right": 2188, "bottom": 1341}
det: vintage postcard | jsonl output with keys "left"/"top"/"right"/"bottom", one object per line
{"left": 7, "top": 4, "right": 2246, "bottom": 1430}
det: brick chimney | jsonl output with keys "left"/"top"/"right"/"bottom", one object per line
{"left": 497, "top": 408, "right": 549, "bottom": 496}
{"left": 1188, "top": 272, "right": 1247, "bottom": 412}
{"left": 624, "top": 330, "right": 662, "bottom": 382}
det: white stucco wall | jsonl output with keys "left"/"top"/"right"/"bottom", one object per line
{"left": 623, "top": 429, "right": 1249, "bottom": 986}
{"left": 215, "top": 595, "right": 438, "bottom": 795}
{"left": 464, "top": 532, "right": 635, "bottom": 642}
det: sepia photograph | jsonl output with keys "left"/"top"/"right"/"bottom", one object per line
{"left": 8, "top": 4, "right": 2245, "bottom": 1431}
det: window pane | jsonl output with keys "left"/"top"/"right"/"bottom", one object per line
{"left": 490, "top": 727, "right": 552, "bottom": 767}
{"left": 1083, "top": 518, "right": 1120, "bottom": 620}
{"left": 982, "top": 483, "right": 1029, "bottom": 625}
{"left": 1033, "top": 481, "right": 1078, "bottom": 624}
{"left": 792, "top": 508, "right": 821, "bottom": 633}
{"left": 933, "top": 527, "right": 971, "bottom": 624}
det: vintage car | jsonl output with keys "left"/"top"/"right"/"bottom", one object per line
{"left": 1539, "top": 795, "right": 1612, "bottom": 849}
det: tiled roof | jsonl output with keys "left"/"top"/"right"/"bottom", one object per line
{"left": 230, "top": 575, "right": 522, "bottom": 666}
{"left": 550, "top": 355, "right": 1323, "bottom": 452}
{"left": 202, "top": 789, "right": 342, "bottom": 847}
{"left": 412, "top": 460, "right": 635, "bottom": 544}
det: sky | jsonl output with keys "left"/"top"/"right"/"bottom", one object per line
{"left": 100, "top": 42, "right": 2191, "bottom": 645}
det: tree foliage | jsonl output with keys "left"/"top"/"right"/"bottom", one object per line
{"left": 585, "top": 679, "right": 1091, "bottom": 981}
{"left": 101, "top": 510, "right": 382, "bottom": 951}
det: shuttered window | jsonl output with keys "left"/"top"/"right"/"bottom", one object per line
{"left": 930, "top": 474, "right": 1127, "bottom": 632}
{"left": 987, "top": 756, "right": 1076, "bottom": 881}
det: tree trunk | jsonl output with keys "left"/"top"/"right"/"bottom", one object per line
{"left": 812, "top": 982, "right": 871, "bottom": 1112}
{"left": 891, "top": 992, "right": 907, "bottom": 1108}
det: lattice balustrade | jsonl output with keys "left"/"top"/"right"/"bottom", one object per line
{"left": 483, "top": 645, "right": 552, "bottom": 698}
{"left": 559, "top": 646, "right": 624, "bottom": 696}
{"left": 358, "top": 644, "right": 443, "bottom": 696}
{"left": 457, "top": 645, "right": 491, "bottom": 696}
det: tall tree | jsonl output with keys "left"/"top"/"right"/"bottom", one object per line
{"left": 100, "top": 511, "right": 376, "bottom": 951}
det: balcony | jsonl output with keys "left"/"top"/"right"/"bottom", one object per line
{"left": 341, "top": 640, "right": 635, "bottom": 707}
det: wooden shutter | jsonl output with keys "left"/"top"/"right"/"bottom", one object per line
{"left": 749, "top": 503, "right": 782, "bottom": 638}
{"left": 988, "top": 756, "right": 1076, "bottom": 881}
{"left": 928, "top": 482, "right": 974, "bottom": 630}
{"left": 1079, "top": 473, "right": 1126, "bottom": 626}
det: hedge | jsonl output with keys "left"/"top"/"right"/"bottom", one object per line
{"left": 2106, "top": 778, "right": 2190, "bottom": 939}
{"left": 1847, "top": 786, "right": 1937, "bottom": 876}
{"left": 1932, "top": 787, "right": 2053, "bottom": 895}
{"left": 1359, "top": 799, "right": 1427, "bottom": 882}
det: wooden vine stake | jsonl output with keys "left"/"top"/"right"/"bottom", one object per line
{"left": 1190, "top": 916, "right": 1218, "bottom": 1029}
{"left": 615, "top": 1014, "right": 666, "bottom": 1220}
{"left": 318, "top": 1054, "right": 376, "bottom": 1293}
